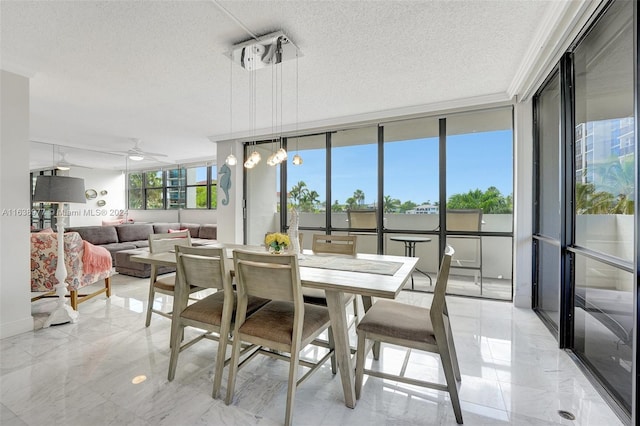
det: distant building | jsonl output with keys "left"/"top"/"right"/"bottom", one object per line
{"left": 406, "top": 204, "right": 439, "bottom": 214}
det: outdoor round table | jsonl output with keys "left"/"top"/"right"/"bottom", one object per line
{"left": 389, "top": 235, "right": 433, "bottom": 291}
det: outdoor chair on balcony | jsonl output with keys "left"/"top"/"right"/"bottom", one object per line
{"left": 447, "top": 209, "right": 483, "bottom": 294}
{"left": 347, "top": 209, "right": 384, "bottom": 253}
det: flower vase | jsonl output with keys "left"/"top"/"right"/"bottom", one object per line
{"left": 269, "top": 246, "right": 284, "bottom": 255}
{"left": 288, "top": 208, "right": 301, "bottom": 256}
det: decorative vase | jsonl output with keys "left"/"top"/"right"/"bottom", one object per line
{"left": 288, "top": 208, "right": 301, "bottom": 256}
{"left": 269, "top": 246, "right": 285, "bottom": 255}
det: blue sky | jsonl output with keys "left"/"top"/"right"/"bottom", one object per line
{"left": 286, "top": 129, "right": 513, "bottom": 206}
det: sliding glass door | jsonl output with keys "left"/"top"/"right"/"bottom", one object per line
{"left": 533, "top": 71, "right": 562, "bottom": 331}
{"left": 571, "top": 0, "right": 634, "bottom": 413}
{"left": 533, "top": 0, "right": 636, "bottom": 418}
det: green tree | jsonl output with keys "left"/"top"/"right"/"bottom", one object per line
{"left": 288, "top": 181, "right": 320, "bottom": 212}
{"left": 196, "top": 187, "right": 207, "bottom": 208}
{"left": 345, "top": 197, "right": 357, "bottom": 210}
{"left": 399, "top": 200, "right": 417, "bottom": 213}
{"left": 331, "top": 200, "right": 343, "bottom": 212}
{"left": 446, "top": 186, "right": 512, "bottom": 213}
{"left": 383, "top": 195, "right": 401, "bottom": 213}
{"left": 589, "top": 157, "right": 634, "bottom": 214}
{"left": 353, "top": 189, "right": 365, "bottom": 207}
{"left": 575, "top": 182, "right": 614, "bottom": 214}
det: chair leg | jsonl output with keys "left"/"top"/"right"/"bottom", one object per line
{"left": 145, "top": 283, "right": 155, "bottom": 327}
{"left": 361, "top": 296, "right": 380, "bottom": 360}
{"left": 439, "top": 344, "right": 463, "bottom": 424}
{"left": 167, "top": 322, "right": 183, "bottom": 381}
{"left": 70, "top": 290, "right": 78, "bottom": 311}
{"left": 225, "top": 333, "right": 243, "bottom": 405}
{"left": 355, "top": 330, "right": 367, "bottom": 400}
{"left": 352, "top": 297, "right": 359, "bottom": 326}
{"left": 213, "top": 322, "right": 231, "bottom": 398}
{"left": 446, "top": 320, "right": 461, "bottom": 382}
{"left": 327, "top": 327, "right": 337, "bottom": 374}
{"left": 105, "top": 277, "right": 111, "bottom": 298}
{"left": 284, "top": 349, "right": 299, "bottom": 426}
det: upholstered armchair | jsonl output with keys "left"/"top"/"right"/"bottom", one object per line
{"left": 31, "top": 231, "right": 112, "bottom": 310}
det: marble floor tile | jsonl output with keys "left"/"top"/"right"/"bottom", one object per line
{"left": 2, "top": 272, "right": 626, "bottom": 425}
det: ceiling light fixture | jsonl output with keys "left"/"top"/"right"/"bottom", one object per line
{"left": 128, "top": 153, "right": 144, "bottom": 161}
{"left": 225, "top": 58, "right": 237, "bottom": 166}
{"left": 227, "top": 31, "right": 301, "bottom": 169}
{"left": 292, "top": 52, "right": 303, "bottom": 166}
{"left": 56, "top": 149, "right": 71, "bottom": 170}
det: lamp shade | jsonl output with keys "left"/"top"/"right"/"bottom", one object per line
{"left": 33, "top": 176, "right": 86, "bottom": 204}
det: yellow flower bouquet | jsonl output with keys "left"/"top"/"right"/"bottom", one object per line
{"left": 265, "top": 232, "right": 290, "bottom": 253}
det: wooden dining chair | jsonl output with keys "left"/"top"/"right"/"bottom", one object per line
{"left": 168, "top": 246, "right": 269, "bottom": 398}
{"left": 145, "top": 230, "right": 196, "bottom": 327}
{"left": 311, "top": 234, "right": 357, "bottom": 255}
{"left": 226, "top": 250, "right": 334, "bottom": 426}
{"left": 306, "top": 234, "right": 360, "bottom": 372}
{"left": 355, "top": 246, "right": 463, "bottom": 424}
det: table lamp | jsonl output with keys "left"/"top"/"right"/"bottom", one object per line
{"left": 33, "top": 175, "right": 86, "bottom": 326}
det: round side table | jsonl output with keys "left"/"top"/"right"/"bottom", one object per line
{"left": 389, "top": 235, "right": 433, "bottom": 291}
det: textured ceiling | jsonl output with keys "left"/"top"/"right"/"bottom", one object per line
{"left": 1, "top": 0, "right": 558, "bottom": 170}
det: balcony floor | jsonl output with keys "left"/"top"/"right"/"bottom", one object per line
{"left": 404, "top": 272, "right": 513, "bottom": 301}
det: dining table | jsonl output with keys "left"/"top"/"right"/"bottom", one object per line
{"left": 131, "top": 244, "right": 418, "bottom": 409}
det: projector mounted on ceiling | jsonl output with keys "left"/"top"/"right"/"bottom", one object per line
{"left": 228, "top": 31, "right": 301, "bottom": 71}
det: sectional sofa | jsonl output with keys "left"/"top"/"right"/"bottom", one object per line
{"left": 66, "top": 222, "right": 218, "bottom": 277}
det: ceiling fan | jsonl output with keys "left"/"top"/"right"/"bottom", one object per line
{"left": 53, "top": 147, "right": 90, "bottom": 170}
{"left": 111, "top": 138, "right": 169, "bottom": 162}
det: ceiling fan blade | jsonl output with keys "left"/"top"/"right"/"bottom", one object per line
{"left": 139, "top": 150, "right": 168, "bottom": 157}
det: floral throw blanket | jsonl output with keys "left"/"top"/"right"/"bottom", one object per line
{"left": 31, "top": 232, "right": 111, "bottom": 292}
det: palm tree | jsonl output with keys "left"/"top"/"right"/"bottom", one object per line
{"left": 345, "top": 197, "right": 357, "bottom": 210}
{"left": 383, "top": 195, "right": 401, "bottom": 213}
{"left": 591, "top": 157, "right": 634, "bottom": 214}
{"left": 353, "top": 189, "right": 365, "bottom": 207}
{"left": 288, "top": 181, "right": 308, "bottom": 206}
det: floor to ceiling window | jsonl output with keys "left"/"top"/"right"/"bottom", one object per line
{"left": 383, "top": 117, "right": 440, "bottom": 288}
{"left": 285, "top": 133, "right": 327, "bottom": 244}
{"left": 331, "top": 127, "right": 379, "bottom": 254}
{"left": 446, "top": 109, "right": 513, "bottom": 299}
{"left": 572, "top": 0, "right": 635, "bottom": 414}
{"left": 533, "top": 70, "right": 562, "bottom": 331}
{"left": 533, "top": 0, "right": 636, "bottom": 419}
{"left": 244, "top": 107, "right": 514, "bottom": 300}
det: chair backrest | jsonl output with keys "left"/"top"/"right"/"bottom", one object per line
{"left": 175, "top": 246, "right": 230, "bottom": 292}
{"left": 430, "top": 246, "right": 454, "bottom": 326}
{"left": 347, "top": 209, "right": 377, "bottom": 231}
{"left": 446, "top": 209, "right": 482, "bottom": 232}
{"left": 149, "top": 230, "right": 191, "bottom": 253}
{"left": 312, "top": 234, "right": 357, "bottom": 255}
{"left": 174, "top": 245, "right": 232, "bottom": 320}
{"left": 233, "top": 250, "right": 302, "bottom": 304}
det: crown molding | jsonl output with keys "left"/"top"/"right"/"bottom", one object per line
{"left": 508, "top": 0, "right": 604, "bottom": 102}
{"left": 209, "top": 92, "right": 513, "bottom": 143}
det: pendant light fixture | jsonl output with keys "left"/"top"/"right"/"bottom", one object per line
{"left": 226, "top": 59, "right": 237, "bottom": 166}
{"left": 292, "top": 52, "right": 303, "bottom": 166}
{"left": 227, "top": 31, "right": 300, "bottom": 169}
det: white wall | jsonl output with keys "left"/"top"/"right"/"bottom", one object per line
{"left": 513, "top": 100, "right": 533, "bottom": 308}
{"left": 215, "top": 140, "right": 244, "bottom": 244}
{"left": 0, "top": 70, "right": 33, "bottom": 338}
{"left": 66, "top": 168, "right": 126, "bottom": 227}
{"left": 179, "top": 209, "right": 217, "bottom": 225}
